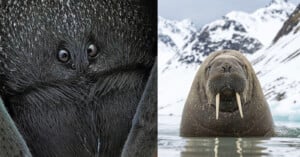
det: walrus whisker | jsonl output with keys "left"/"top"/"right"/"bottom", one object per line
{"left": 216, "top": 93, "right": 220, "bottom": 120}
{"left": 236, "top": 93, "right": 243, "bottom": 119}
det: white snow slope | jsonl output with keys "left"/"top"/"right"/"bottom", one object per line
{"left": 225, "top": 0, "right": 295, "bottom": 46}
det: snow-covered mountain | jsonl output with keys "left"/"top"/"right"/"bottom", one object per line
{"left": 158, "top": 17, "right": 196, "bottom": 52}
{"left": 159, "top": 0, "right": 295, "bottom": 69}
{"left": 158, "top": 17, "right": 197, "bottom": 71}
{"left": 250, "top": 4, "right": 300, "bottom": 121}
{"left": 159, "top": 0, "right": 300, "bottom": 124}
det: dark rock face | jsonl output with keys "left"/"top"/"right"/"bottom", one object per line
{"left": 158, "top": 34, "right": 177, "bottom": 48}
{"left": 273, "top": 4, "right": 300, "bottom": 43}
{"left": 0, "top": 1, "right": 156, "bottom": 157}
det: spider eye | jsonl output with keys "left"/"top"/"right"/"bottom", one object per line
{"left": 87, "top": 44, "right": 98, "bottom": 57}
{"left": 57, "top": 49, "right": 70, "bottom": 62}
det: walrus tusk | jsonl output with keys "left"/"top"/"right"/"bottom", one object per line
{"left": 216, "top": 93, "right": 220, "bottom": 120}
{"left": 236, "top": 93, "right": 244, "bottom": 119}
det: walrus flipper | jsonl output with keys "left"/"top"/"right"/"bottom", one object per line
{"left": 121, "top": 59, "right": 157, "bottom": 157}
{"left": 0, "top": 98, "right": 32, "bottom": 157}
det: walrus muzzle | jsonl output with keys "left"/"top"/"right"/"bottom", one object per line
{"left": 207, "top": 58, "right": 247, "bottom": 120}
{"left": 215, "top": 92, "right": 243, "bottom": 119}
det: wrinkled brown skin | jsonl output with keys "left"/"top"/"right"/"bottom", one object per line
{"left": 180, "top": 50, "right": 275, "bottom": 137}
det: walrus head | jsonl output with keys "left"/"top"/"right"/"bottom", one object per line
{"left": 203, "top": 50, "right": 252, "bottom": 120}
{"left": 181, "top": 50, "right": 274, "bottom": 137}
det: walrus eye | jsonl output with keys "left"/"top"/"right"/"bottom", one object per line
{"left": 87, "top": 44, "right": 98, "bottom": 57}
{"left": 239, "top": 63, "right": 247, "bottom": 71}
{"left": 57, "top": 49, "right": 70, "bottom": 62}
{"left": 206, "top": 65, "right": 212, "bottom": 71}
{"left": 205, "top": 65, "right": 211, "bottom": 77}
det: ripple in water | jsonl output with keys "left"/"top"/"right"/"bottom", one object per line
{"left": 158, "top": 115, "right": 300, "bottom": 157}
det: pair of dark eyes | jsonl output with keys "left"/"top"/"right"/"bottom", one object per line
{"left": 57, "top": 44, "right": 98, "bottom": 62}
{"left": 206, "top": 62, "right": 246, "bottom": 71}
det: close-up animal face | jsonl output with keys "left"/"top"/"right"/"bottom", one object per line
{"left": 205, "top": 54, "right": 248, "bottom": 119}
{"left": 1, "top": 0, "right": 155, "bottom": 94}
{"left": 0, "top": 1, "right": 157, "bottom": 156}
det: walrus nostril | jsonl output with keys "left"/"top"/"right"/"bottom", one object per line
{"left": 222, "top": 64, "right": 232, "bottom": 73}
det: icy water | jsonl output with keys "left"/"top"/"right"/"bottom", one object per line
{"left": 158, "top": 115, "right": 300, "bottom": 157}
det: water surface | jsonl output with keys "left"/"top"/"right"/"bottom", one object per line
{"left": 158, "top": 115, "right": 300, "bottom": 157}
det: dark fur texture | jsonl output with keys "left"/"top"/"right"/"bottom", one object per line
{"left": 0, "top": 99, "right": 32, "bottom": 157}
{"left": 121, "top": 60, "right": 157, "bottom": 157}
{"left": 0, "top": 0, "right": 157, "bottom": 156}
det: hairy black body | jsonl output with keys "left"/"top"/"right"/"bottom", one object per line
{"left": 0, "top": 0, "right": 156, "bottom": 157}
{"left": 122, "top": 61, "right": 157, "bottom": 157}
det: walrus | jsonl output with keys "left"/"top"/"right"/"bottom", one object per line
{"left": 180, "top": 50, "right": 274, "bottom": 137}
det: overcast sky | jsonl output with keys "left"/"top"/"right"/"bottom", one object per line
{"left": 158, "top": 0, "right": 299, "bottom": 27}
